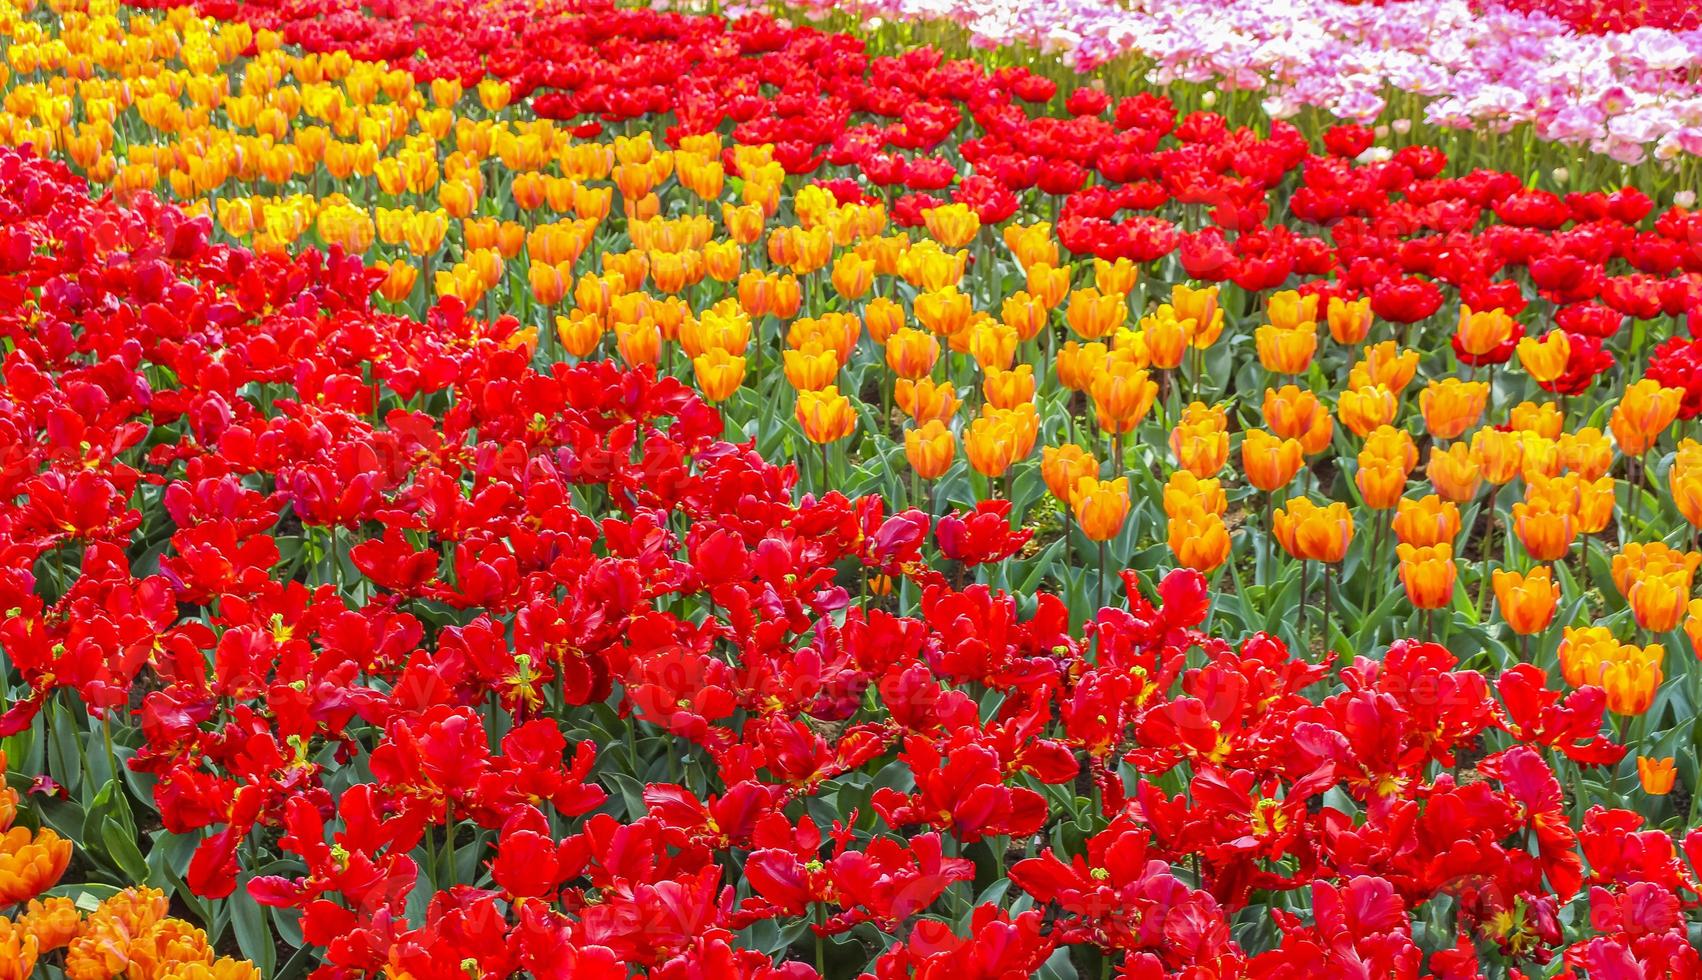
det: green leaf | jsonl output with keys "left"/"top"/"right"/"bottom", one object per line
{"left": 230, "top": 879, "right": 278, "bottom": 977}
{"left": 100, "top": 816, "right": 150, "bottom": 884}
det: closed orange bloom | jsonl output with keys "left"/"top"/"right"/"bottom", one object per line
{"left": 1686, "top": 597, "right": 1702, "bottom": 656}
{"left": 885, "top": 328, "right": 940, "bottom": 380}
{"left": 1326, "top": 295, "right": 1373, "bottom": 345}
{"left": 681, "top": 302, "right": 752, "bottom": 357}
{"left": 1629, "top": 572, "right": 1691, "bottom": 633}
{"left": 1042, "top": 444, "right": 1100, "bottom": 504}
{"left": 967, "top": 321, "right": 1019, "bottom": 372}
{"left": 1610, "top": 379, "right": 1684, "bottom": 456}
{"left": 1172, "top": 283, "right": 1225, "bottom": 348}
{"left": 0, "top": 827, "right": 70, "bottom": 905}
{"left": 1000, "top": 291, "right": 1050, "bottom": 342}
{"left": 615, "top": 320, "right": 661, "bottom": 369}
{"left": 914, "top": 286, "right": 973, "bottom": 336}
{"left": 1611, "top": 541, "right": 1702, "bottom": 599}
{"left": 1349, "top": 342, "right": 1421, "bottom": 392}
{"left": 964, "top": 413, "right": 1025, "bottom": 478}
{"left": 1513, "top": 497, "right": 1577, "bottom": 562}
{"left": 1471, "top": 427, "right": 1524, "bottom": 485}
{"left": 796, "top": 386, "right": 857, "bottom": 444}
{"left": 1263, "top": 386, "right": 1333, "bottom": 455}
{"left": 1065, "top": 287, "right": 1126, "bottom": 340}
{"left": 1090, "top": 362, "right": 1158, "bottom": 435}
{"left": 1337, "top": 385, "right": 1398, "bottom": 438}
{"left": 1509, "top": 400, "right": 1566, "bottom": 440}
{"left": 1569, "top": 474, "right": 1616, "bottom": 534}
{"left": 1558, "top": 626, "right": 1619, "bottom": 688}
{"left": 1165, "top": 471, "right": 1227, "bottom": 517}
{"left": 1057, "top": 341, "right": 1107, "bottom": 392}
{"left": 555, "top": 311, "right": 604, "bottom": 358}
{"left": 693, "top": 349, "right": 746, "bottom": 402}
{"left": 1071, "top": 476, "right": 1130, "bottom": 541}
{"left": 1005, "top": 222, "right": 1058, "bottom": 269}
{"left": 921, "top": 202, "right": 980, "bottom": 248}
{"left": 1273, "top": 497, "right": 1353, "bottom": 563}
{"left": 1356, "top": 453, "right": 1410, "bottom": 510}
{"left": 1672, "top": 439, "right": 1702, "bottom": 527}
{"left": 1598, "top": 646, "right": 1663, "bottom": 716}
{"left": 1517, "top": 432, "right": 1562, "bottom": 483}
{"left": 528, "top": 261, "right": 572, "bottom": 306}
{"left": 1267, "top": 290, "right": 1320, "bottom": 331}
{"left": 1419, "top": 378, "right": 1488, "bottom": 440}
{"left": 895, "top": 378, "right": 960, "bottom": 424}
{"left": 374, "top": 260, "right": 418, "bottom": 303}
{"left": 1455, "top": 305, "right": 1516, "bottom": 357}
{"left": 1638, "top": 756, "right": 1677, "bottom": 795}
{"left": 1393, "top": 494, "right": 1461, "bottom": 547}
{"left": 1168, "top": 506, "right": 1232, "bottom": 571}
{"left": 1559, "top": 427, "right": 1613, "bottom": 479}
{"left": 703, "top": 240, "right": 742, "bottom": 281}
{"left": 783, "top": 346, "right": 839, "bottom": 392}
{"left": 1254, "top": 324, "right": 1317, "bottom": 375}
{"left": 770, "top": 274, "right": 803, "bottom": 319}
{"left": 1426, "top": 442, "right": 1483, "bottom": 502}
{"left": 1242, "top": 429, "right": 1306, "bottom": 492}
{"left": 1141, "top": 306, "right": 1194, "bottom": 370}
{"left": 905, "top": 421, "right": 955, "bottom": 480}
{"left": 1095, "top": 258, "right": 1140, "bottom": 297}
{"left": 1398, "top": 542, "right": 1456, "bottom": 609}
{"left": 830, "top": 253, "right": 874, "bottom": 299}
{"left": 1516, "top": 330, "right": 1571, "bottom": 383}
{"left": 1168, "top": 402, "right": 1229, "bottom": 477}
{"left": 1493, "top": 566, "right": 1559, "bottom": 636}
{"left": 1027, "top": 263, "right": 1072, "bottom": 309}
{"left": 983, "top": 365, "right": 1036, "bottom": 410}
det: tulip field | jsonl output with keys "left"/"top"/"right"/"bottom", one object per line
{"left": 4, "top": 0, "right": 1702, "bottom": 975}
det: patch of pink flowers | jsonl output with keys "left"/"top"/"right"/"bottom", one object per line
{"left": 738, "top": 0, "right": 1702, "bottom": 165}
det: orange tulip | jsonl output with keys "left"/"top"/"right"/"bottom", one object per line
{"left": 1140, "top": 306, "right": 1194, "bottom": 370}
{"left": 693, "top": 349, "right": 746, "bottom": 402}
{"left": 1263, "top": 386, "right": 1333, "bottom": 455}
{"left": 1685, "top": 597, "right": 1702, "bottom": 655}
{"left": 1629, "top": 572, "right": 1691, "bottom": 634}
{"left": 1254, "top": 324, "right": 1317, "bottom": 375}
{"left": 783, "top": 346, "right": 839, "bottom": 392}
{"left": 1471, "top": 427, "right": 1524, "bottom": 486}
{"left": 1425, "top": 442, "right": 1483, "bottom": 503}
{"left": 1242, "top": 429, "right": 1306, "bottom": 493}
{"left": 1393, "top": 495, "right": 1461, "bottom": 548}
{"left": 1273, "top": 497, "right": 1353, "bottom": 563}
{"left": 1326, "top": 295, "right": 1373, "bottom": 344}
{"left": 1509, "top": 400, "right": 1566, "bottom": 440}
{"left": 1559, "top": 427, "right": 1612, "bottom": 479}
{"left": 1057, "top": 341, "right": 1107, "bottom": 392}
{"left": 964, "top": 413, "right": 1024, "bottom": 478}
{"left": 1672, "top": 439, "right": 1702, "bottom": 528}
{"left": 921, "top": 203, "right": 980, "bottom": 248}
{"left": 1610, "top": 541, "right": 1702, "bottom": 597}
{"left": 1513, "top": 497, "right": 1577, "bottom": 562}
{"left": 1172, "top": 283, "right": 1224, "bottom": 348}
{"left": 1493, "top": 566, "right": 1559, "bottom": 636}
{"left": 1610, "top": 379, "right": 1684, "bottom": 456}
{"left": 796, "top": 386, "right": 856, "bottom": 444}
{"left": 1168, "top": 402, "right": 1229, "bottom": 477}
{"left": 1516, "top": 330, "right": 1571, "bottom": 383}
{"left": 1638, "top": 756, "right": 1677, "bottom": 795}
{"left": 1165, "top": 471, "right": 1227, "bottom": 518}
{"left": 905, "top": 421, "right": 956, "bottom": 480}
{"left": 1454, "top": 305, "right": 1516, "bottom": 357}
{"left": 1042, "top": 445, "right": 1100, "bottom": 504}
{"left": 885, "top": 328, "right": 940, "bottom": 380}
{"left": 1337, "top": 385, "right": 1398, "bottom": 438}
{"left": 1397, "top": 542, "right": 1456, "bottom": 609}
{"left": 1070, "top": 477, "right": 1130, "bottom": 542}
{"left": 895, "top": 378, "right": 960, "bottom": 424}
{"left": 1168, "top": 506, "right": 1232, "bottom": 571}
{"left": 1349, "top": 341, "right": 1420, "bottom": 392}
{"left": 865, "top": 297, "right": 905, "bottom": 344}
{"left": 1557, "top": 629, "right": 1663, "bottom": 716}
{"left": 0, "top": 827, "right": 70, "bottom": 905}
{"left": 1095, "top": 257, "right": 1140, "bottom": 297}
{"left": 1090, "top": 362, "right": 1158, "bottom": 435}
{"left": 1267, "top": 290, "right": 1319, "bottom": 331}
{"left": 1065, "top": 287, "right": 1126, "bottom": 340}
{"left": 1419, "top": 378, "right": 1488, "bottom": 440}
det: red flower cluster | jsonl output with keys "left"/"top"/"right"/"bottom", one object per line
{"left": 0, "top": 128, "right": 1688, "bottom": 974}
